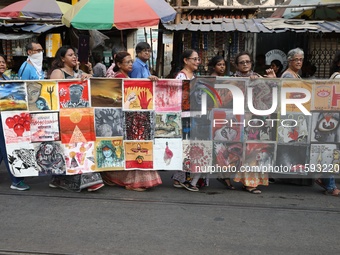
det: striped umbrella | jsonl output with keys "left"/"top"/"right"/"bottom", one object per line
{"left": 62, "top": 0, "right": 177, "bottom": 30}
{"left": 0, "top": 0, "right": 72, "bottom": 20}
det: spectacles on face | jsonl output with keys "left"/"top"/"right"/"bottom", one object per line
{"left": 291, "top": 58, "right": 304, "bottom": 63}
{"left": 238, "top": 60, "right": 252, "bottom": 65}
{"left": 32, "top": 49, "right": 44, "bottom": 53}
{"left": 187, "top": 57, "right": 201, "bottom": 62}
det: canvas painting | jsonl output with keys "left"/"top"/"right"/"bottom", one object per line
{"left": 154, "top": 112, "right": 182, "bottom": 138}
{"left": 6, "top": 143, "right": 38, "bottom": 177}
{"left": 181, "top": 80, "right": 190, "bottom": 112}
{"left": 124, "top": 111, "right": 154, "bottom": 140}
{"left": 59, "top": 108, "right": 95, "bottom": 144}
{"left": 155, "top": 79, "right": 182, "bottom": 112}
{"left": 182, "top": 140, "right": 212, "bottom": 172}
{"left": 190, "top": 115, "right": 211, "bottom": 140}
{"left": 123, "top": 79, "right": 153, "bottom": 110}
{"left": 30, "top": 112, "right": 60, "bottom": 142}
{"left": 190, "top": 77, "right": 217, "bottom": 112}
{"left": 94, "top": 108, "right": 124, "bottom": 137}
{"left": 34, "top": 141, "right": 66, "bottom": 175}
{"left": 311, "top": 111, "right": 340, "bottom": 143}
{"left": 58, "top": 80, "right": 90, "bottom": 108}
{"left": 124, "top": 141, "right": 153, "bottom": 170}
{"left": 1, "top": 111, "right": 31, "bottom": 144}
{"left": 27, "top": 81, "right": 58, "bottom": 111}
{"left": 215, "top": 77, "right": 247, "bottom": 109}
{"left": 182, "top": 117, "right": 191, "bottom": 140}
{"left": 310, "top": 144, "right": 340, "bottom": 173}
{"left": 244, "top": 142, "right": 276, "bottom": 172}
{"left": 281, "top": 79, "right": 312, "bottom": 113}
{"left": 312, "top": 80, "right": 340, "bottom": 111}
{"left": 212, "top": 109, "right": 243, "bottom": 142}
{"left": 247, "top": 78, "right": 280, "bottom": 112}
{"left": 213, "top": 142, "right": 243, "bottom": 169}
{"left": 63, "top": 142, "right": 95, "bottom": 174}
{"left": 90, "top": 78, "right": 122, "bottom": 107}
{"left": 153, "top": 138, "right": 182, "bottom": 170}
{"left": 244, "top": 113, "right": 277, "bottom": 141}
{"left": 0, "top": 81, "right": 27, "bottom": 111}
{"left": 276, "top": 145, "right": 308, "bottom": 175}
{"left": 277, "top": 112, "right": 310, "bottom": 144}
{"left": 95, "top": 138, "right": 124, "bottom": 170}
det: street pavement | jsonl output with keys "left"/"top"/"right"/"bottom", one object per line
{"left": 0, "top": 165, "right": 339, "bottom": 255}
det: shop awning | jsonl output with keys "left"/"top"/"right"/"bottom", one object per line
{"left": 163, "top": 18, "right": 340, "bottom": 33}
{"left": 0, "top": 22, "right": 63, "bottom": 34}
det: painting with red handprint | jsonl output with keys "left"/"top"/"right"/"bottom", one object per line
{"left": 123, "top": 79, "right": 153, "bottom": 110}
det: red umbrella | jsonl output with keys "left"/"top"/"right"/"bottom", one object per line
{"left": 0, "top": 0, "right": 71, "bottom": 20}
{"left": 62, "top": 0, "right": 177, "bottom": 30}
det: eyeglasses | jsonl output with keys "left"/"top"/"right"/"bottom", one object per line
{"left": 291, "top": 58, "right": 304, "bottom": 63}
{"left": 238, "top": 60, "right": 252, "bottom": 65}
{"left": 187, "top": 57, "right": 201, "bottom": 62}
{"left": 32, "top": 49, "right": 44, "bottom": 53}
{"left": 142, "top": 49, "right": 152, "bottom": 53}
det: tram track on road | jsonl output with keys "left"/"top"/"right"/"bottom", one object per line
{"left": 1, "top": 192, "right": 339, "bottom": 214}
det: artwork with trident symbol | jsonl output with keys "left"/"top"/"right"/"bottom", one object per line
{"left": 26, "top": 81, "right": 59, "bottom": 111}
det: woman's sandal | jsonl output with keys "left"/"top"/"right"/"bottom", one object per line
{"left": 217, "top": 178, "right": 235, "bottom": 190}
{"left": 242, "top": 186, "right": 261, "bottom": 194}
{"left": 324, "top": 188, "right": 340, "bottom": 196}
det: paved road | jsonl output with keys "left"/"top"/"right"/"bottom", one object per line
{"left": 0, "top": 167, "right": 339, "bottom": 255}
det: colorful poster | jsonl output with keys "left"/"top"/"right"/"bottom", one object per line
{"left": 59, "top": 108, "right": 95, "bottom": 144}
{"left": 58, "top": 80, "right": 90, "bottom": 108}
{"left": 182, "top": 140, "right": 212, "bottom": 172}
{"left": 123, "top": 80, "right": 153, "bottom": 110}
{"left": 212, "top": 109, "right": 243, "bottom": 142}
{"left": 94, "top": 108, "right": 123, "bottom": 137}
{"left": 1, "top": 111, "right": 31, "bottom": 144}
{"left": 124, "top": 111, "right": 154, "bottom": 140}
{"left": 213, "top": 142, "right": 243, "bottom": 169}
{"left": 181, "top": 80, "right": 190, "bottom": 112}
{"left": 155, "top": 79, "right": 182, "bottom": 112}
{"left": 311, "top": 112, "right": 340, "bottom": 143}
{"left": 34, "top": 141, "right": 66, "bottom": 175}
{"left": 6, "top": 143, "right": 38, "bottom": 177}
{"left": 153, "top": 138, "right": 182, "bottom": 170}
{"left": 244, "top": 113, "right": 277, "bottom": 141}
{"left": 63, "top": 142, "right": 95, "bottom": 174}
{"left": 124, "top": 141, "right": 153, "bottom": 170}
{"left": 155, "top": 112, "right": 182, "bottom": 138}
{"left": 310, "top": 144, "right": 340, "bottom": 173}
{"left": 244, "top": 142, "right": 275, "bottom": 172}
{"left": 27, "top": 81, "right": 58, "bottom": 111}
{"left": 312, "top": 80, "right": 340, "bottom": 111}
{"left": 282, "top": 79, "right": 312, "bottom": 113}
{"left": 30, "top": 112, "right": 60, "bottom": 142}
{"left": 247, "top": 78, "right": 280, "bottom": 112}
{"left": 90, "top": 78, "right": 122, "bottom": 107}
{"left": 215, "top": 77, "right": 246, "bottom": 109}
{"left": 95, "top": 138, "right": 124, "bottom": 170}
{"left": 277, "top": 112, "right": 309, "bottom": 144}
{"left": 0, "top": 82, "right": 27, "bottom": 111}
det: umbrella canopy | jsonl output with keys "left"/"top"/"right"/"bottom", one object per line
{"left": 271, "top": 0, "right": 340, "bottom": 20}
{"left": 0, "top": 0, "right": 72, "bottom": 20}
{"left": 62, "top": 0, "right": 177, "bottom": 30}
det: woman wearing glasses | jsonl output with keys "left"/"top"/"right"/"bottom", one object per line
{"left": 232, "top": 51, "right": 275, "bottom": 194}
{"left": 175, "top": 49, "right": 200, "bottom": 80}
{"left": 281, "top": 48, "right": 304, "bottom": 78}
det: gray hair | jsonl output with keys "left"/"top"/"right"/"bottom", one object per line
{"left": 287, "top": 48, "right": 304, "bottom": 61}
